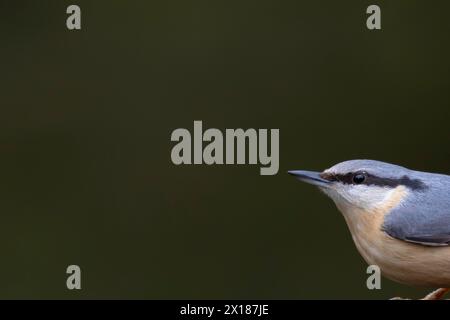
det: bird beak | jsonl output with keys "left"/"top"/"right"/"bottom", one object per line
{"left": 288, "top": 170, "right": 330, "bottom": 188}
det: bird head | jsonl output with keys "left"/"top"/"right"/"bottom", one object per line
{"left": 289, "top": 160, "right": 425, "bottom": 212}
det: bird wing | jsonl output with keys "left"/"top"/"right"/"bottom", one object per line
{"left": 382, "top": 184, "right": 450, "bottom": 247}
{"left": 383, "top": 210, "right": 450, "bottom": 246}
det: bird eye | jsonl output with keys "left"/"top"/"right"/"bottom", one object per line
{"left": 352, "top": 172, "right": 366, "bottom": 184}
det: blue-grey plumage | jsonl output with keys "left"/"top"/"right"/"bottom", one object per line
{"left": 289, "top": 160, "right": 450, "bottom": 296}
{"left": 382, "top": 169, "right": 450, "bottom": 246}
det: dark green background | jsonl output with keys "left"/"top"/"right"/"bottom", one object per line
{"left": 0, "top": 0, "right": 449, "bottom": 299}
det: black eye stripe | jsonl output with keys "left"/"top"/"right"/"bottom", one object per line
{"left": 320, "top": 172, "right": 428, "bottom": 190}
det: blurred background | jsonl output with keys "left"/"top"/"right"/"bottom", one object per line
{"left": 0, "top": 0, "right": 449, "bottom": 299}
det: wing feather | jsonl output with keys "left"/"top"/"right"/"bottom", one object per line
{"left": 382, "top": 174, "right": 450, "bottom": 247}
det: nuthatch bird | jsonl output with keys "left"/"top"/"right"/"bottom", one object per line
{"left": 289, "top": 160, "right": 450, "bottom": 300}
